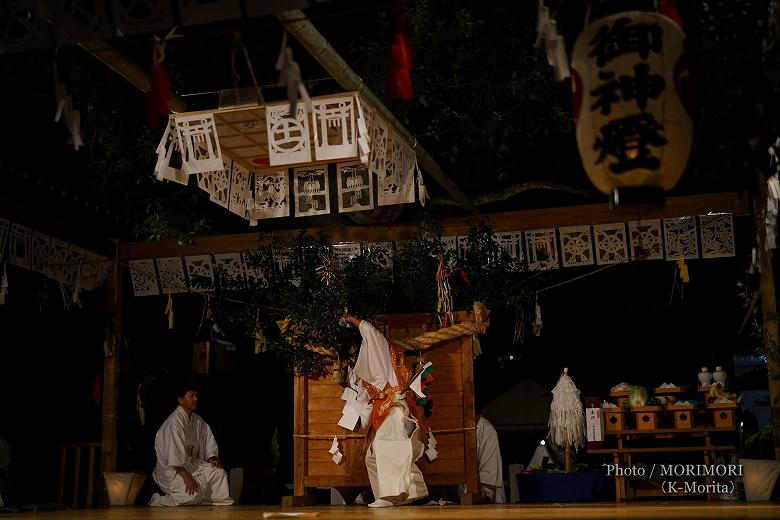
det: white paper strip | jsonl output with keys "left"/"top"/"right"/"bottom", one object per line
{"left": 369, "top": 117, "right": 388, "bottom": 180}
{"left": 156, "top": 257, "right": 188, "bottom": 293}
{"left": 336, "top": 161, "right": 373, "bottom": 213}
{"left": 129, "top": 259, "right": 159, "bottom": 296}
{"left": 175, "top": 113, "right": 224, "bottom": 174}
{"left": 154, "top": 119, "right": 188, "bottom": 185}
{"left": 266, "top": 104, "right": 312, "bottom": 165}
{"left": 293, "top": 166, "right": 330, "bottom": 217}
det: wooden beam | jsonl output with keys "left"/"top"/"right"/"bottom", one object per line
{"left": 120, "top": 191, "right": 749, "bottom": 260}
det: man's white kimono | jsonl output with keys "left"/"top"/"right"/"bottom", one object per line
{"left": 149, "top": 406, "right": 233, "bottom": 506}
{"left": 476, "top": 416, "right": 506, "bottom": 503}
{"left": 354, "top": 320, "right": 427, "bottom": 506}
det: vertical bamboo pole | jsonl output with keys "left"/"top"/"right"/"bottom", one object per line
{"left": 101, "top": 240, "right": 123, "bottom": 477}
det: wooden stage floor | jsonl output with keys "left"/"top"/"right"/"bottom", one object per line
{"left": 1, "top": 503, "right": 779, "bottom": 520}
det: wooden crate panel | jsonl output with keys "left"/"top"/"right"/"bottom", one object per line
{"left": 308, "top": 410, "right": 347, "bottom": 425}
{"left": 308, "top": 397, "right": 345, "bottom": 412}
{"left": 418, "top": 458, "right": 465, "bottom": 475}
{"left": 307, "top": 463, "right": 348, "bottom": 476}
{"left": 421, "top": 352, "right": 463, "bottom": 367}
{"left": 429, "top": 405, "right": 464, "bottom": 421}
{"left": 307, "top": 423, "right": 369, "bottom": 435}
{"left": 306, "top": 384, "right": 344, "bottom": 398}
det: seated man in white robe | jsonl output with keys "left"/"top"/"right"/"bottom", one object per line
{"left": 344, "top": 313, "right": 428, "bottom": 508}
{"left": 149, "top": 383, "right": 233, "bottom": 507}
{"left": 476, "top": 413, "right": 506, "bottom": 503}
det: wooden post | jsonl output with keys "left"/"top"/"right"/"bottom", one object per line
{"left": 565, "top": 432, "right": 572, "bottom": 473}
{"left": 755, "top": 175, "right": 780, "bottom": 460}
{"left": 101, "top": 240, "right": 123, "bottom": 478}
{"left": 460, "top": 335, "right": 481, "bottom": 505}
{"left": 283, "top": 375, "right": 314, "bottom": 506}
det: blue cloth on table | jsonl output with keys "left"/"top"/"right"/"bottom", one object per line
{"left": 517, "top": 472, "right": 612, "bottom": 502}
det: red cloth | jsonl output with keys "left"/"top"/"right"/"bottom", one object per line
{"left": 91, "top": 372, "right": 101, "bottom": 403}
{"left": 387, "top": 31, "right": 414, "bottom": 100}
{"left": 146, "top": 58, "right": 173, "bottom": 129}
{"left": 659, "top": 0, "right": 683, "bottom": 27}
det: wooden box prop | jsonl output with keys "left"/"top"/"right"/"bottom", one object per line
{"left": 603, "top": 408, "right": 627, "bottom": 432}
{"left": 290, "top": 310, "right": 485, "bottom": 506}
{"left": 632, "top": 405, "right": 662, "bottom": 430}
{"left": 671, "top": 404, "right": 696, "bottom": 429}
{"left": 709, "top": 402, "right": 738, "bottom": 429}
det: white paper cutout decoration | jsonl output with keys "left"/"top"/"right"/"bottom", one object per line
{"left": 252, "top": 169, "right": 290, "bottom": 219}
{"left": 154, "top": 119, "right": 187, "bottom": 185}
{"left": 155, "top": 257, "right": 188, "bottom": 293}
{"left": 333, "top": 243, "right": 362, "bottom": 265}
{"left": 365, "top": 241, "right": 393, "bottom": 270}
{"left": 525, "top": 228, "right": 559, "bottom": 270}
{"left": 273, "top": 248, "right": 294, "bottom": 272}
{"left": 456, "top": 235, "right": 470, "bottom": 258}
{"left": 228, "top": 161, "right": 252, "bottom": 217}
{"left": 62, "top": 245, "right": 85, "bottom": 288}
{"left": 47, "top": 239, "right": 70, "bottom": 280}
{"left": 495, "top": 232, "right": 523, "bottom": 260}
{"left": 129, "top": 259, "right": 159, "bottom": 297}
{"left": 197, "top": 169, "right": 214, "bottom": 194}
{"left": 174, "top": 113, "right": 224, "bottom": 175}
{"left": 628, "top": 219, "right": 664, "bottom": 261}
{"left": 369, "top": 117, "right": 389, "bottom": 181}
{"left": 8, "top": 224, "right": 31, "bottom": 268}
{"left": 214, "top": 252, "right": 245, "bottom": 290}
{"left": 377, "top": 131, "right": 415, "bottom": 206}
{"left": 700, "top": 214, "right": 735, "bottom": 259}
{"left": 312, "top": 96, "right": 357, "bottom": 160}
{"left": 337, "top": 162, "right": 373, "bottom": 213}
{"left": 355, "top": 96, "right": 374, "bottom": 164}
{"left": 441, "top": 236, "right": 458, "bottom": 256}
{"left": 663, "top": 216, "right": 699, "bottom": 261}
{"left": 209, "top": 162, "right": 232, "bottom": 209}
{"left": 241, "top": 250, "right": 267, "bottom": 285}
{"left": 593, "top": 223, "right": 629, "bottom": 265}
{"left": 293, "top": 166, "right": 330, "bottom": 217}
{"left": 559, "top": 225, "right": 594, "bottom": 267}
{"left": 0, "top": 218, "right": 10, "bottom": 259}
{"left": 266, "top": 104, "right": 312, "bottom": 166}
{"left": 31, "top": 232, "right": 52, "bottom": 274}
{"left": 184, "top": 255, "right": 215, "bottom": 291}
{"left": 80, "top": 253, "right": 112, "bottom": 291}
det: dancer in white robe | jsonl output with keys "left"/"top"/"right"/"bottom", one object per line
{"left": 344, "top": 314, "right": 428, "bottom": 508}
{"left": 149, "top": 386, "right": 233, "bottom": 507}
{"left": 476, "top": 415, "right": 506, "bottom": 503}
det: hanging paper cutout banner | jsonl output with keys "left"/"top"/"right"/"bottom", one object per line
{"left": 154, "top": 119, "right": 187, "bottom": 185}
{"left": 241, "top": 250, "right": 267, "bottom": 285}
{"left": 251, "top": 169, "right": 290, "bottom": 219}
{"left": 336, "top": 162, "right": 373, "bottom": 213}
{"left": 593, "top": 223, "right": 629, "bottom": 265}
{"left": 47, "top": 238, "right": 70, "bottom": 281}
{"left": 8, "top": 224, "right": 32, "bottom": 269}
{"left": 213, "top": 252, "right": 245, "bottom": 290}
{"left": 0, "top": 262, "right": 7, "bottom": 305}
{"left": 525, "top": 228, "right": 560, "bottom": 270}
{"left": 571, "top": 11, "right": 692, "bottom": 195}
{"left": 558, "top": 225, "right": 594, "bottom": 267}
{"left": 628, "top": 219, "right": 664, "bottom": 261}
{"left": 663, "top": 216, "right": 698, "bottom": 261}
{"left": 31, "top": 232, "right": 52, "bottom": 274}
{"left": 129, "top": 259, "right": 159, "bottom": 296}
{"left": 293, "top": 166, "right": 330, "bottom": 217}
{"left": 174, "top": 113, "right": 224, "bottom": 175}
{"left": 368, "top": 118, "right": 389, "bottom": 181}
{"left": 266, "top": 104, "right": 312, "bottom": 166}
{"left": 377, "top": 131, "right": 415, "bottom": 206}
{"left": 80, "top": 253, "right": 112, "bottom": 291}
{"left": 62, "top": 245, "right": 85, "bottom": 288}
{"left": 700, "top": 214, "right": 735, "bottom": 259}
{"left": 228, "top": 162, "right": 252, "bottom": 218}
{"left": 495, "top": 232, "right": 523, "bottom": 260}
{"left": 355, "top": 96, "right": 374, "bottom": 165}
{"left": 0, "top": 218, "right": 10, "bottom": 260}
{"left": 312, "top": 96, "right": 358, "bottom": 161}
{"left": 209, "top": 161, "right": 232, "bottom": 209}
{"left": 155, "top": 257, "right": 188, "bottom": 293}
{"left": 185, "top": 255, "right": 215, "bottom": 291}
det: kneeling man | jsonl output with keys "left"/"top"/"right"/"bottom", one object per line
{"left": 149, "top": 383, "right": 233, "bottom": 506}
